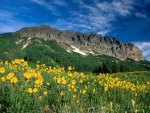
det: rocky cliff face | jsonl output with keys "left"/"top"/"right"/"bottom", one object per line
{"left": 16, "top": 25, "right": 144, "bottom": 61}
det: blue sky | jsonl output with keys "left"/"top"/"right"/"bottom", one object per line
{"left": 0, "top": 0, "right": 150, "bottom": 60}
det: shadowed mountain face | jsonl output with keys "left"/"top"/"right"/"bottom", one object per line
{"left": 17, "top": 25, "right": 144, "bottom": 61}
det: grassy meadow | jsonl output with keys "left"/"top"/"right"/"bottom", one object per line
{"left": 0, "top": 59, "right": 149, "bottom": 113}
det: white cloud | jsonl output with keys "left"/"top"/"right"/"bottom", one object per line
{"left": 96, "top": 0, "right": 133, "bottom": 16}
{"left": 30, "top": 0, "right": 45, "bottom": 5}
{"left": 30, "top": 0, "right": 59, "bottom": 15}
{"left": 0, "top": 0, "right": 147, "bottom": 36}
{"left": 133, "top": 42, "right": 150, "bottom": 61}
{"left": 97, "top": 30, "right": 111, "bottom": 36}
{"left": 31, "top": 0, "right": 67, "bottom": 7}
{"left": 53, "top": 0, "right": 67, "bottom": 7}
{"left": 30, "top": 0, "right": 67, "bottom": 15}
{"left": 53, "top": 0, "right": 135, "bottom": 35}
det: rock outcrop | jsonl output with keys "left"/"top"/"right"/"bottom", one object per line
{"left": 16, "top": 25, "right": 144, "bottom": 61}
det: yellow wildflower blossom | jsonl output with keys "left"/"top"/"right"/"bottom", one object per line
{"left": 62, "top": 79, "right": 67, "bottom": 85}
{"left": 39, "top": 96, "right": 42, "bottom": 100}
{"left": 92, "top": 88, "right": 96, "bottom": 93}
{"left": 0, "top": 76, "right": 6, "bottom": 81}
{"left": 33, "top": 88, "right": 38, "bottom": 93}
{"left": 82, "top": 90, "right": 86, "bottom": 94}
{"left": 24, "top": 73, "right": 31, "bottom": 79}
{"left": 0, "top": 67, "right": 5, "bottom": 73}
{"left": 71, "top": 85, "right": 75, "bottom": 89}
{"left": 57, "top": 77, "right": 61, "bottom": 84}
{"left": 68, "top": 66, "right": 72, "bottom": 71}
{"left": 28, "top": 88, "right": 33, "bottom": 94}
{"left": 71, "top": 80, "right": 76, "bottom": 85}
{"left": 74, "top": 88, "right": 77, "bottom": 92}
{"left": 34, "top": 76, "right": 43, "bottom": 86}
{"left": 79, "top": 80, "right": 83, "bottom": 83}
{"left": 67, "top": 73, "right": 73, "bottom": 77}
{"left": 43, "top": 91, "right": 48, "bottom": 96}
{"left": 53, "top": 76, "right": 57, "bottom": 81}
{"left": 60, "top": 91, "right": 65, "bottom": 96}
{"left": 10, "top": 77, "right": 18, "bottom": 84}
{"left": 6, "top": 73, "right": 14, "bottom": 80}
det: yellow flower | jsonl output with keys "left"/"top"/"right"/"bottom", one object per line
{"left": 68, "top": 84, "right": 71, "bottom": 87}
{"left": 92, "top": 88, "right": 96, "bottom": 93}
{"left": 71, "top": 85, "right": 75, "bottom": 89}
{"left": 79, "top": 80, "right": 83, "bottom": 83}
{"left": 104, "top": 86, "right": 108, "bottom": 92}
{"left": 33, "top": 88, "right": 38, "bottom": 93}
{"left": 0, "top": 77, "right": 6, "bottom": 81}
{"left": 68, "top": 66, "right": 72, "bottom": 71}
{"left": 20, "top": 59, "right": 24, "bottom": 62}
{"left": 82, "top": 90, "right": 86, "bottom": 94}
{"left": 36, "top": 64, "right": 40, "bottom": 69}
{"left": 24, "top": 73, "right": 31, "bottom": 79}
{"left": 6, "top": 73, "right": 14, "bottom": 80}
{"left": 135, "top": 93, "right": 138, "bottom": 96}
{"left": 74, "top": 88, "right": 77, "bottom": 92}
{"left": 85, "top": 85, "right": 88, "bottom": 90}
{"left": 23, "top": 62, "right": 28, "bottom": 66}
{"left": 53, "top": 76, "right": 57, "bottom": 81}
{"left": 28, "top": 88, "right": 33, "bottom": 93}
{"left": 57, "top": 77, "right": 61, "bottom": 84}
{"left": 0, "top": 67, "right": 5, "bottom": 73}
{"left": 10, "top": 77, "right": 18, "bottom": 84}
{"left": 39, "top": 96, "right": 42, "bottom": 100}
{"left": 4, "top": 61, "right": 8, "bottom": 66}
{"left": 67, "top": 73, "right": 73, "bottom": 77}
{"left": 34, "top": 78, "right": 43, "bottom": 86}
{"left": 60, "top": 91, "right": 64, "bottom": 96}
{"left": 62, "top": 79, "right": 67, "bottom": 85}
{"left": 43, "top": 91, "right": 48, "bottom": 96}
{"left": 61, "top": 76, "right": 65, "bottom": 80}
{"left": 14, "top": 59, "right": 19, "bottom": 64}
{"left": 71, "top": 80, "right": 76, "bottom": 85}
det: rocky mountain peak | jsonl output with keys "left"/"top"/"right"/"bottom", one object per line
{"left": 16, "top": 25, "right": 144, "bottom": 61}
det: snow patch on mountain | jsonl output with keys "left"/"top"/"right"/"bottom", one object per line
{"left": 66, "top": 50, "right": 71, "bottom": 53}
{"left": 16, "top": 39, "right": 23, "bottom": 45}
{"left": 90, "top": 51, "right": 95, "bottom": 54}
{"left": 20, "top": 37, "right": 32, "bottom": 50}
{"left": 20, "top": 42, "right": 29, "bottom": 50}
{"left": 71, "top": 45, "right": 87, "bottom": 56}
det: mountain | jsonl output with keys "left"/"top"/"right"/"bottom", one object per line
{"left": 0, "top": 25, "right": 149, "bottom": 73}
{"left": 17, "top": 25, "right": 144, "bottom": 61}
